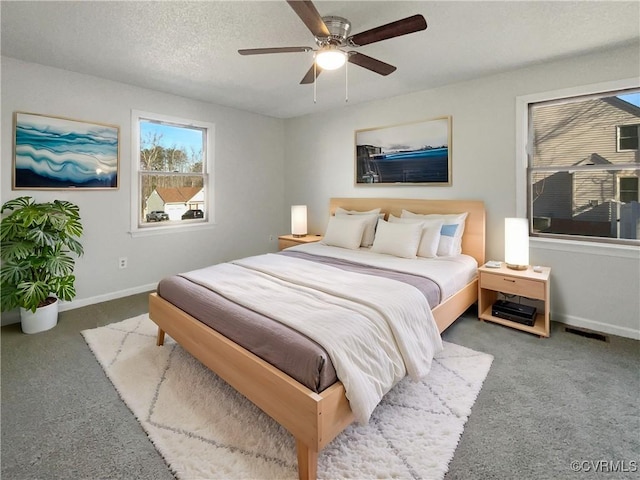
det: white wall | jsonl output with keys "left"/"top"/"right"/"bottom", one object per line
{"left": 283, "top": 44, "right": 640, "bottom": 339}
{"left": 1, "top": 56, "right": 287, "bottom": 324}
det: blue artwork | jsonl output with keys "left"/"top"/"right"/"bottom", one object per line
{"left": 14, "top": 112, "right": 119, "bottom": 189}
{"left": 356, "top": 117, "right": 451, "bottom": 185}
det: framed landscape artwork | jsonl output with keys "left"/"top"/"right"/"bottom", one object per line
{"left": 13, "top": 112, "right": 119, "bottom": 190}
{"left": 355, "top": 116, "right": 452, "bottom": 186}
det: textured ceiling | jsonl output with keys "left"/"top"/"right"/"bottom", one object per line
{"left": 2, "top": 1, "right": 639, "bottom": 119}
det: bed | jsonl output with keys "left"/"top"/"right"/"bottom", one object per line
{"left": 149, "top": 197, "right": 485, "bottom": 480}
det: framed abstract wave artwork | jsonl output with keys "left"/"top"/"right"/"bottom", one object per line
{"left": 355, "top": 116, "right": 452, "bottom": 186}
{"left": 13, "top": 112, "right": 120, "bottom": 190}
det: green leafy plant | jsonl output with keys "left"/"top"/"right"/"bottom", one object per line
{"left": 1, "top": 196, "right": 84, "bottom": 313}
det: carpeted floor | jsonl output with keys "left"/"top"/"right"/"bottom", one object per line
{"left": 1, "top": 292, "right": 639, "bottom": 479}
{"left": 81, "top": 314, "right": 493, "bottom": 480}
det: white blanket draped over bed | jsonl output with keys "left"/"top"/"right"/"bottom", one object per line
{"left": 182, "top": 253, "right": 443, "bottom": 424}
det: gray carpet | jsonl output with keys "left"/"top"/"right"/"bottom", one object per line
{"left": 2, "top": 293, "right": 638, "bottom": 480}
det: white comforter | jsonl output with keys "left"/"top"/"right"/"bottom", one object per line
{"left": 182, "top": 253, "right": 443, "bottom": 424}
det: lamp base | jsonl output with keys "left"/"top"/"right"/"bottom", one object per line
{"left": 292, "top": 234, "right": 306, "bottom": 238}
{"left": 506, "top": 263, "right": 528, "bottom": 271}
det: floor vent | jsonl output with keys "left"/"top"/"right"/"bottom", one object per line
{"left": 565, "top": 327, "right": 609, "bottom": 342}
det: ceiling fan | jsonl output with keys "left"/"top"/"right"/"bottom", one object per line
{"left": 238, "top": 0, "right": 427, "bottom": 85}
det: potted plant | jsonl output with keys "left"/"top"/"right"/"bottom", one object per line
{"left": 0, "top": 196, "right": 84, "bottom": 333}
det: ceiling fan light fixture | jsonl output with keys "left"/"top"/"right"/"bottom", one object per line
{"left": 315, "top": 47, "right": 346, "bottom": 70}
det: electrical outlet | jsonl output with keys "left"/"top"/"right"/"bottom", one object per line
{"left": 118, "top": 257, "right": 128, "bottom": 269}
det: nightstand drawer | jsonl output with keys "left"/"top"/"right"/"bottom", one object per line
{"left": 480, "top": 272, "right": 545, "bottom": 299}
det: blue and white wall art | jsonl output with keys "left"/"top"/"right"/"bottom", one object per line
{"left": 13, "top": 112, "right": 119, "bottom": 189}
{"left": 355, "top": 116, "right": 452, "bottom": 186}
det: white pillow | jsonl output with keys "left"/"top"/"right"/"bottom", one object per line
{"left": 335, "top": 207, "right": 382, "bottom": 247}
{"left": 388, "top": 214, "right": 443, "bottom": 258}
{"left": 370, "top": 220, "right": 423, "bottom": 259}
{"left": 435, "top": 235, "right": 456, "bottom": 257}
{"left": 321, "top": 215, "right": 368, "bottom": 250}
{"left": 401, "top": 210, "right": 469, "bottom": 256}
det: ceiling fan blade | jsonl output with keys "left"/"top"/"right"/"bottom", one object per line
{"left": 300, "top": 63, "right": 323, "bottom": 84}
{"left": 238, "top": 46, "right": 311, "bottom": 55}
{"left": 347, "top": 14, "right": 427, "bottom": 47}
{"left": 286, "top": 0, "right": 330, "bottom": 38}
{"left": 348, "top": 52, "right": 396, "bottom": 76}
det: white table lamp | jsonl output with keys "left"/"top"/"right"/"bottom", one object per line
{"left": 505, "top": 217, "right": 529, "bottom": 270}
{"left": 291, "top": 205, "right": 307, "bottom": 238}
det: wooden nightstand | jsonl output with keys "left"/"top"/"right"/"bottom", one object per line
{"left": 278, "top": 234, "right": 323, "bottom": 251}
{"left": 478, "top": 263, "right": 551, "bottom": 337}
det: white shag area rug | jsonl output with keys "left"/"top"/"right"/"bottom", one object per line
{"left": 82, "top": 314, "right": 493, "bottom": 480}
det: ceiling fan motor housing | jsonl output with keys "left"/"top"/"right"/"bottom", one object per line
{"left": 317, "top": 16, "right": 351, "bottom": 46}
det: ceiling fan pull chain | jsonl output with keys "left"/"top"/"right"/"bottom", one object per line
{"left": 313, "top": 61, "right": 317, "bottom": 104}
{"left": 345, "top": 60, "right": 349, "bottom": 103}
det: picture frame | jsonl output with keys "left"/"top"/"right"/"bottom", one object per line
{"left": 13, "top": 112, "right": 120, "bottom": 190}
{"left": 355, "top": 116, "right": 452, "bottom": 186}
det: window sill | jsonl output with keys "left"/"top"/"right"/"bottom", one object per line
{"left": 129, "top": 221, "right": 216, "bottom": 238}
{"left": 531, "top": 236, "right": 639, "bottom": 259}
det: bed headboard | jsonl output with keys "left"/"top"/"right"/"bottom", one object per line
{"left": 329, "top": 197, "right": 486, "bottom": 266}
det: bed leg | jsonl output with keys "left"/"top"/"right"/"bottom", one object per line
{"left": 156, "top": 327, "right": 165, "bottom": 346}
{"left": 296, "top": 439, "right": 318, "bottom": 480}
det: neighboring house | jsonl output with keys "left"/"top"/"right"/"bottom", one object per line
{"left": 145, "top": 186, "right": 204, "bottom": 220}
{"left": 531, "top": 96, "right": 640, "bottom": 239}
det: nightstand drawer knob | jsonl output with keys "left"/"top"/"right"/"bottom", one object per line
{"left": 504, "top": 278, "right": 516, "bottom": 282}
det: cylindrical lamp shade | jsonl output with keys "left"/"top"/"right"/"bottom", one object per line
{"left": 505, "top": 218, "right": 529, "bottom": 270}
{"left": 291, "top": 205, "right": 307, "bottom": 238}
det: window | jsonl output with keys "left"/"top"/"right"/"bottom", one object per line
{"left": 620, "top": 177, "right": 639, "bottom": 203}
{"left": 527, "top": 88, "right": 640, "bottom": 244}
{"left": 618, "top": 124, "right": 640, "bottom": 151}
{"left": 131, "top": 111, "right": 214, "bottom": 233}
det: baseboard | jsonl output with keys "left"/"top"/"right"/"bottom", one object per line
{"left": 0, "top": 283, "right": 157, "bottom": 327}
{"left": 553, "top": 313, "right": 640, "bottom": 341}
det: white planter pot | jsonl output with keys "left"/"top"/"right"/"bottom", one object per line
{"left": 20, "top": 298, "right": 59, "bottom": 334}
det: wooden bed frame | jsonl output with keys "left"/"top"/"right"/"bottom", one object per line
{"left": 149, "top": 198, "right": 485, "bottom": 480}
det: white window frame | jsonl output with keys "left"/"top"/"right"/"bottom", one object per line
{"left": 130, "top": 110, "right": 215, "bottom": 237}
{"left": 515, "top": 77, "right": 640, "bottom": 252}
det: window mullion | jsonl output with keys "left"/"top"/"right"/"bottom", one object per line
{"left": 530, "top": 164, "right": 640, "bottom": 173}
